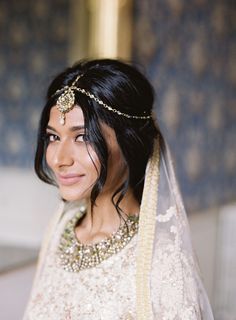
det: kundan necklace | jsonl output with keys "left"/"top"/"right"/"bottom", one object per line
{"left": 57, "top": 212, "right": 139, "bottom": 272}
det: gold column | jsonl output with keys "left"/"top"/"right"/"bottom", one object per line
{"left": 68, "top": 0, "right": 133, "bottom": 62}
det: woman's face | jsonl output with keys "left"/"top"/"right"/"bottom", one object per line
{"left": 46, "top": 106, "right": 126, "bottom": 201}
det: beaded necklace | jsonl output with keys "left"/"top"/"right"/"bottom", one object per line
{"left": 57, "top": 212, "right": 139, "bottom": 272}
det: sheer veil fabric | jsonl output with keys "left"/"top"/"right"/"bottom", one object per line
{"left": 25, "top": 135, "right": 214, "bottom": 319}
{"left": 136, "top": 135, "right": 214, "bottom": 319}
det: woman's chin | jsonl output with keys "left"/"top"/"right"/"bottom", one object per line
{"left": 59, "top": 189, "right": 86, "bottom": 202}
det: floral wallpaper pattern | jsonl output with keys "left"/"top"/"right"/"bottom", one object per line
{"left": 133, "top": 0, "right": 236, "bottom": 212}
{"left": 0, "top": 0, "right": 235, "bottom": 213}
{"left": 0, "top": 0, "right": 69, "bottom": 167}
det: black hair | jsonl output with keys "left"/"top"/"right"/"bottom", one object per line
{"left": 35, "top": 59, "right": 160, "bottom": 216}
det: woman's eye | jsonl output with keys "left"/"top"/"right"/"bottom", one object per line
{"left": 75, "top": 134, "right": 87, "bottom": 142}
{"left": 46, "top": 133, "right": 59, "bottom": 142}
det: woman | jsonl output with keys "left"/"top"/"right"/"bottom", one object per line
{"left": 24, "top": 59, "right": 214, "bottom": 319}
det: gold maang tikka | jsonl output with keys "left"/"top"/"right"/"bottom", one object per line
{"left": 56, "top": 74, "right": 83, "bottom": 125}
{"left": 55, "top": 74, "right": 152, "bottom": 125}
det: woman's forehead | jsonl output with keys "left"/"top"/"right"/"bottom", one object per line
{"left": 48, "top": 105, "right": 84, "bottom": 128}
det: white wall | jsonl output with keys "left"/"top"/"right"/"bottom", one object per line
{"left": 0, "top": 264, "right": 36, "bottom": 320}
{"left": 188, "top": 207, "right": 218, "bottom": 303}
{"left": 0, "top": 167, "right": 58, "bottom": 248}
{"left": 189, "top": 203, "right": 236, "bottom": 320}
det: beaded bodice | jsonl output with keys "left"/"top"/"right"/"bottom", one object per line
{"left": 57, "top": 212, "right": 139, "bottom": 272}
{"left": 23, "top": 206, "right": 206, "bottom": 320}
{"left": 24, "top": 209, "right": 139, "bottom": 320}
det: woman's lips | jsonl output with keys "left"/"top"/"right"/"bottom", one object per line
{"left": 57, "top": 173, "right": 84, "bottom": 186}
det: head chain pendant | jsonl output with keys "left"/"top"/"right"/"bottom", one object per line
{"left": 55, "top": 74, "right": 152, "bottom": 125}
{"left": 56, "top": 74, "right": 83, "bottom": 125}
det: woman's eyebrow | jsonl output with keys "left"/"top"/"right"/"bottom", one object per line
{"left": 46, "top": 125, "right": 85, "bottom": 132}
{"left": 70, "top": 125, "right": 85, "bottom": 132}
{"left": 46, "top": 125, "right": 57, "bottom": 132}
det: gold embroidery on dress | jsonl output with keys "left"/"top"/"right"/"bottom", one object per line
{"left": 57, "top": 213, "right": 139, "bottom": 272}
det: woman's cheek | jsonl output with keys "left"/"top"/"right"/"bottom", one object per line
{"left": 45, "top": 145, "right": 54, "bottom": 171}
{"left": 84, "top": 145, "right": 101, "bottom": 173}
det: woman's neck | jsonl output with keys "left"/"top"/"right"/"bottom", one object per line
{"left": 75, "top": 190, "right": 139, "bottom": 244}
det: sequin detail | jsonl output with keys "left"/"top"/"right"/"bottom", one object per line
{"left": 57, "top": 213, "right": 139, "bottom": 272}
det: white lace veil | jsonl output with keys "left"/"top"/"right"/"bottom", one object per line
{"left": 136, "top": 135, "right": 214, "bottom": 319}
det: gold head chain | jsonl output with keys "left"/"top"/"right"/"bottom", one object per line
{"left": 55, "top": 74, "right": 152, "bottom": 125}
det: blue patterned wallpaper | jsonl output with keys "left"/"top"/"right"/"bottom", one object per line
{"left": 0, "top": 0, "right": 235, "bottom": 212}
{"left": 0, "top": 0, "right": 69, "bottom": 167}
{"left": 133, "top": 0, "right": 236, "bottom": 211}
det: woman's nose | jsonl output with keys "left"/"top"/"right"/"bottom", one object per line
{"left": 53, "top": 141, "right": 74, "bottom": 169}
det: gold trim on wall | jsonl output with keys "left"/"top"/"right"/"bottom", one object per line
{"left": 68, "top": 0, "right": 133, "bottom": 63}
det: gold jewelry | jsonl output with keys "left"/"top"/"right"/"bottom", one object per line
{"left": 56, "top": 74, "right": 83, "bottom": 125}
{"left": 57, "top": 213, "right": 139, "bottom": 272}
{"left": 55, "top": 74, "right": 152, "bottom": 124}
